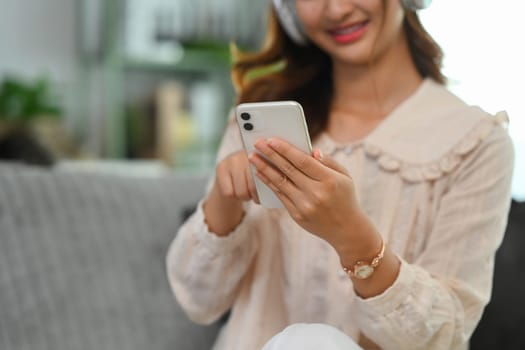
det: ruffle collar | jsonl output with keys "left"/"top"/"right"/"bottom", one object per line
{"left": 317, "top": 79, "right": 508, "bottom": 182}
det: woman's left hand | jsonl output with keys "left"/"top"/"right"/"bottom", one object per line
{"left": 249, "top": 137, "right": 372, "bottom": 254}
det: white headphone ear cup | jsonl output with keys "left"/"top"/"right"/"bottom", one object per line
{"left": 402, "top": 0, "right": 432, "bottom": 10}
{"left": 272, "top": 0, "right": 308, "bottom": 45}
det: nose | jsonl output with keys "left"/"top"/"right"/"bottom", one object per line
{"left": 323, "top": 0, "right": 355, "bottom": 23}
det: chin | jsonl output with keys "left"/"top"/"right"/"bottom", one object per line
{"left": 315, "top": 37, "right": 378, "bottom": 67}
{"left": 326, "top": 46, "right": 377, "bottom": 67}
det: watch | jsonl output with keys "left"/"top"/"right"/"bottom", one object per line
{"left": 342, "top": 240, "right": 385, "bottom": 280}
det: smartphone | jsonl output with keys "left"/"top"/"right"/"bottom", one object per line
{"left": 235, "top": 101, "right": 313, "bottom": 208}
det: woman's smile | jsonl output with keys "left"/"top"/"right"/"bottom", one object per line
{"left": 328, "top": 20, "right": 369, "bottom": 44}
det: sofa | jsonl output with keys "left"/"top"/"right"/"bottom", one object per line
{"left": 470, "top": 199, "right": 525, "bottom": 349}
{"left": 0, "top": 162, "right": 221, "bottom": 350}
{"left": 1, "top": 161, "right": 523, "bottom": 350}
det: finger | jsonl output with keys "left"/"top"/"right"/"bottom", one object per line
{"left": 255, "top": 169, "right": 301, "bottom": 217}
{"left": 249, "top": 153, "right": 303, "bottom": 202}
{"left": 264, "top": 138, "right": 328, "bottom": 180}
{"left": 246, "top": 166, "right": 260, "bottom": 204}
{"left": 321, "top": 157, "right": 347, "bottom": 174}
{"left": 231, "top": 165, "right": 251, "bottom": 201}
{"left": 317, "top": 152, "right": 349, "bottom": 176}
{"left": 312, "top": 148, "right": 323, "bottom": 161}
{"left": 216, "top": 166, "right": 235, "bottom": 198}
{"left": 254, "top": 139, "right": 318, "bottom": 187}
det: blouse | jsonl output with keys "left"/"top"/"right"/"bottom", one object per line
{"left": 166, "top": 79, "right": 514, "bottom": 350}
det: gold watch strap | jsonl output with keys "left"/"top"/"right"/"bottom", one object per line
{"left": 341, "top": 239, "right": 385, "bottom": 280}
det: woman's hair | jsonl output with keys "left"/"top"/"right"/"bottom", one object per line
{"left": 404, "top": 11, "right": 446, "bottom": 85}
{"left": 232, "top": 5, "right": 445, "bottom": 140}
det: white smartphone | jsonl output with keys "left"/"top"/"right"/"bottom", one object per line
{"left": 235, "top": 101, "right": 313, "bottom": 208}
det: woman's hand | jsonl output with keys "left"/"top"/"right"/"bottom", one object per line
{"left": 251, "top": 138, "right": 400, "bottom": 298}
{"left": 203, "top": 150, "right": 259, "bottom": 236}
{"left": 249, "top": 137, "right": 379, "bottom": 258}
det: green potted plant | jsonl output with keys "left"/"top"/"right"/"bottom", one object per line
{"left": 0, "top": 76, "right": 62, "bottom": 122}
{"left": 0, "top": 76, "right": 78, "bottom": 164}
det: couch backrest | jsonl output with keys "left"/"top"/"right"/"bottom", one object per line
{"left": 470, "top": 200, "right": 525, "bottom": 349}
{"left": 0, "top": 163, "right": 220, "bottom": 350}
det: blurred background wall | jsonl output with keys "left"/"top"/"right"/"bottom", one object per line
{"left": 0, "top": 0, "right": 77, "bottom": 80}
{"left": 421, "top": 0, "right": 525, "bottom": 201}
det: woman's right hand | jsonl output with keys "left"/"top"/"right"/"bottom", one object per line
{"left": 203, "top": 150, "right": 259, "bottom": 236}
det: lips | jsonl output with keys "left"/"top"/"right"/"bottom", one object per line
{"left": 329, "top": 21, "right": 369, "bottom": 44}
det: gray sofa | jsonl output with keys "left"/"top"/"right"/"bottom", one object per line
{"left": 4, "top": 161, "right": 521, "bottom": 350}
{"left": 0, "top": 163, "right": 221, "bottom": 350}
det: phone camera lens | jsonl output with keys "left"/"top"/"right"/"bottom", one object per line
{"left": 243, "top": 123, "right": 254, "bottom": 131}
{"left": 241, "top": 112, "right": 251, "bottom": 121}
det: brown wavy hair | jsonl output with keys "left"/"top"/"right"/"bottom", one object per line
{"left": 231, "top": 5, "right": 445, "bottom": 141}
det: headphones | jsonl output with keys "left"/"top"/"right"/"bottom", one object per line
{"left": 272, "top": 0, "right": 433, "bottom": 46}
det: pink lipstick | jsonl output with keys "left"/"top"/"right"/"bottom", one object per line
{"left": 330, "top": 21, "right": 368, "bottom": 44}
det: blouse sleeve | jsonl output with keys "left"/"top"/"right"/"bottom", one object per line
{"left": 166, "top": 115, "right": 259, "bottom": 325}
{"left": 353, "top": 125, "right": 514, "bottom": 349}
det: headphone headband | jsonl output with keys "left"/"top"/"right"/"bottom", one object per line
{"left": 272, "top": 0, "right": 309, "bottom": 45}
{"left": 401, "top": 0, "right": 432, "bottom": 11}
{"left": 273, "top": 0, "right": 432, "bottom": 46}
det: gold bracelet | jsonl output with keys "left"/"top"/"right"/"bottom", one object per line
{"left": 341, "top": 239, "right": 385, "bottom": 280}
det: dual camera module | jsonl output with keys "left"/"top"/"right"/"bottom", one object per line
{"left": 241, "top": 112, "right": 253, "bottom": 131}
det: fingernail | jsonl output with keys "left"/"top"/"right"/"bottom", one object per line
{"left": 254, "top": 139, "right": 264, "bottom": 149}
{"left": 315, "top": 148, "right": 323, "bottom": 160}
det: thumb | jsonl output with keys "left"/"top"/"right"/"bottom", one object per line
{"left": 312, "top": 148, "right": 349, "bottom": 176}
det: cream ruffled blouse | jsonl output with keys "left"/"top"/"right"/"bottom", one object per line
{"left": 166, "top": 79, "right": 514, "bottom": 350}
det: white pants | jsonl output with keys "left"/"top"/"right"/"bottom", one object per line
{"left": 261, "top": 323, "right": 363, "bottom": 350}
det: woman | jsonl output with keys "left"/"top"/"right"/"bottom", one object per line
{"left": 167, "top": 0, "right": 514, "bottom": 349}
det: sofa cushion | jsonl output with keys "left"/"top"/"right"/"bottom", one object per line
{"left": 0, "top": 163, "right": 220, "bottom": 350}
